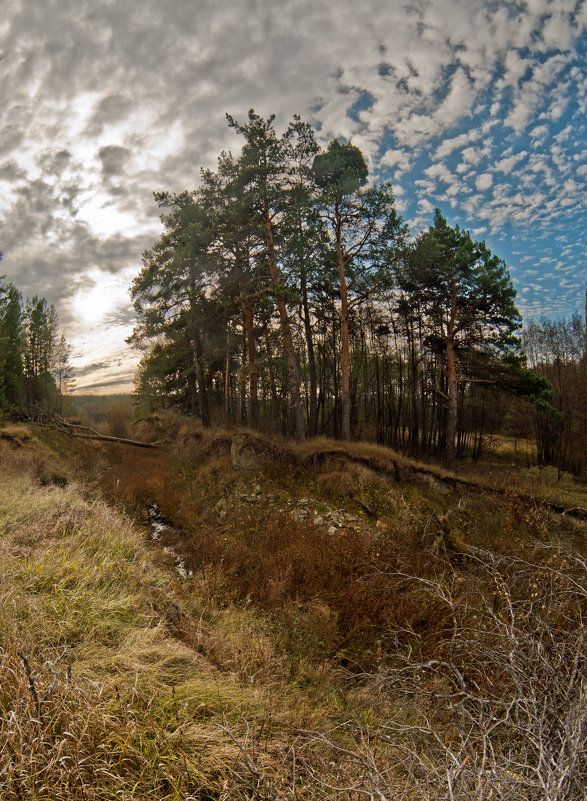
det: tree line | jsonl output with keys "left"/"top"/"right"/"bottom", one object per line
{"left": 521, "top": 311, "right": 586, "bottom": 474}
{"left": 0, "top": 254, "right": 75, "bottom": 413}
{"left": 129, "top": 110, "right": 583, "bottom": 472}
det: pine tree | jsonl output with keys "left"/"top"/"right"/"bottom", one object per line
{"left": 226, "top": 110, "right": 306, "bottom": 441}
{"left": 399, "top": 209, "right": 521, "bottom": 470}
{"left": 130, "top": 192, "right": 222, "bottom": 424}
{"left": 0, "top": 281, "right": 25, "bottom": 405}
{"left": 52, "top": 333, "right": 76, "bottom": 415}
{"left": 313, "top": 140, "right": 406, "bottom": 439}
{"left": 23, "top": 296, "right": 58, "bottom": 407}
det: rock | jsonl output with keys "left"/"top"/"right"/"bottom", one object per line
{"left": 230, "top": 434, "right": 262, "bottom": 471}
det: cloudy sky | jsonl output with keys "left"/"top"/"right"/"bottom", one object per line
{"left": 0, "top": 0, "right": 585, "bottom": 393}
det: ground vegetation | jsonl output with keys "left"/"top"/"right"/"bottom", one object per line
{"left": 1, "top": 414, "right": 583, "bottom": 799}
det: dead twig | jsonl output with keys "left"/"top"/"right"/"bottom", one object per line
{"left": 17, "top": 651, "right": 44, "bottom": 726}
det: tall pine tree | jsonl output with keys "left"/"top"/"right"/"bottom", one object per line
{"left": 399, "top": 209, "right": 521, "bottom": 470}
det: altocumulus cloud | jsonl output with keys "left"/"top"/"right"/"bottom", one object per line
{"left": 475, "top": 174, "right": 493, "bottom": 191}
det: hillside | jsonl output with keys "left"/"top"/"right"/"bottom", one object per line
{"left": 0, "top": 415, "right": 585, "bottom": 800}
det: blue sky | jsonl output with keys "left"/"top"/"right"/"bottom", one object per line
{"left": 373, "top": 43, "right": 586, "bottom": 321}
{"left": 0, "top": 0, "right": 585, "bottom": 392}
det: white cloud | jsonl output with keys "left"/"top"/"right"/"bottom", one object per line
{"left": 445, "top": 182, "right": 463, "bottom": 197}
{"left": 460, "top": 146, "right": 484, "bottom": 165}
{"left": 433, "top": 129, "right": 480, "bottom": 160}
{"left": 530, "top": 124, "right": 549, "bottom": 142}
{"left": 425, "top": 163, "right": 454, "bottom": 183}
{"left": 502, "top": 51, "right": 572, "bottom": 131}
{"left": 475, "top": 173, "right": 493, "bottom": 191}
{"left": 540, "top": 8, "right": 576, "bottom": 51}
{"left": 494, "top": 151, "right": 528, "bottom": 172}
{"left": 380, "top": 148, "right": 410, "bottom": 170}
{"left": 0, "top": 0, "right": 585, "bottom": 390}
{"left": 434, "top": 67, "right": 475, "bottom": 126}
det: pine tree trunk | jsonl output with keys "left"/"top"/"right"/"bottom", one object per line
{"left": 263, "top": 322, "right": 280, "bottom": 426}
{"left": 264, "top": 207, "right": 305, "bottom": 441}
{"left": 241, "top": 298, "right": 259, "bottom": 430}
{"left": 335, "top": 208, "right": 351, "bottom": 441}
{"left": 193, "top": 331, "right": 211, "bottom": 428}
{"left": 224, "top": 331, "right": 231, "bottom": 426}
{"left": 301, "top": 268, "right": 318, "bottom": 437}
{"left": 444, "top": 281, "right": 458, "bottom": 471}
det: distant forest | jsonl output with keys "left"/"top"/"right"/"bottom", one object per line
{"left": 129, "top": 111, "right": 586, "bottom": 474}
{"left": 0, "top": 255, "right": 74, "bottom": 413}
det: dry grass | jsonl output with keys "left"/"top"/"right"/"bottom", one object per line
{"left": 0, "top": 444, "right": 299, "bottom": 799}
{"left": 91, "top": 422, "right": 585, "bottom": 666}
{"left": 0, "top": 424, "right": 35, "bottom": 446}
{"left": 1, "top": 420, "right": 585, "bottom": 800}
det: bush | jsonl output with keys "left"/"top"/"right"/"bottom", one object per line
{"left": 301, "top": 547, "right": 587, "bottom": 800}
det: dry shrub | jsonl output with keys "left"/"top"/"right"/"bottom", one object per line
{"left": 104, "top": 399, "right": 133, "bottom": 438}
{"left": 130, "top": 413, "right": 170, "bottom": 443}
{"left": 279, "top": 598, "right": 340, "bottom": 663}
{"left": 316, "top": 468, "right": 359, "bottom": 501}
{"left": 79, "top": 429, "right": 486, "bottom": 666}
{"left": 201, "top": 608, "right": 284, "bottom": 681}
{"left": 104, "top": 448, "right": 238, "bottom": 522}
{"left": 0, "top": 428, "right": 73, "bottom": 488}
{"left": 209, "top": 509, "right": 369, "bottom": 605}
{"left": 98, "top": 446, "right": 181, "bottom": 512}
{"left": 70, "top": 438, "right": 107, "bottom": 483}
{"left": 0, "top": 424, "right": 34, "bottom": 446}
{"left": 193, "top": 455, "right": 239, "bottom": 497}
{"left": 189, "top": 505, "right": 431, "bottom": 661}
{"left": 130, "top": 410, "right": 189, "bottom": 444}
{"left": 0, "top": 439, "right": 41, "bottom": 477}
{"left": 302, "top": 547, "right": 587, "bottom": 801}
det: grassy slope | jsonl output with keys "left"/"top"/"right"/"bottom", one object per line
{"left": 1, "top": 418, "right": 585, "bottom": 799}
{"left": 0, "top": 443, "right": 306, "bottom": 800}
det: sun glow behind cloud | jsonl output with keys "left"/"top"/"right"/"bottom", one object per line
{"left": 67, "top": 267, "right": 134, "bottom": 327}
{"left": 66, "top": 267, "right": 137, "bottom": 392}
{"left": 74, "top": 198, "right": 146, "bottom": 240}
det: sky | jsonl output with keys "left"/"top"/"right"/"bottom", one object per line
{"left": 0, "top": 0, "right": 585, "bottom": 394}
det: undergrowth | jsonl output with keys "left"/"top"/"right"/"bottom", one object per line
{"left": 1, "top": 420, "right": 585, "bottom": 800}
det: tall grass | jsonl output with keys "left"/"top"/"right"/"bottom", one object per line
{"left": 1, "top": 424, "right": 584, "bottom": 800}
{"left": 0, "top": 445, "right": 286, "bottom": 799}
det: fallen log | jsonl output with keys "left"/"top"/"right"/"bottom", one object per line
{"left": 71, "top": 431, "right": 156, "bottom": 448}
{"left": 52, "top": 416, "right": 156, "bottom": 449}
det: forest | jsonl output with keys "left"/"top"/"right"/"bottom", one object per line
{"left": 129, "top": 111, "right": 586, "bottom": 475}
{"left": 0, "top": 259, "right": 75, "bottom": 414}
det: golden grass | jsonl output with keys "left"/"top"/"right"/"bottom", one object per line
{"left": 1, "top": 420, "right": 585, "bottom": 800}
{"left": 0, "top": 446, "right": 305, "bottom": 799}
{"left": 0, "top": 424, "right": 35, "bottom": 445}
